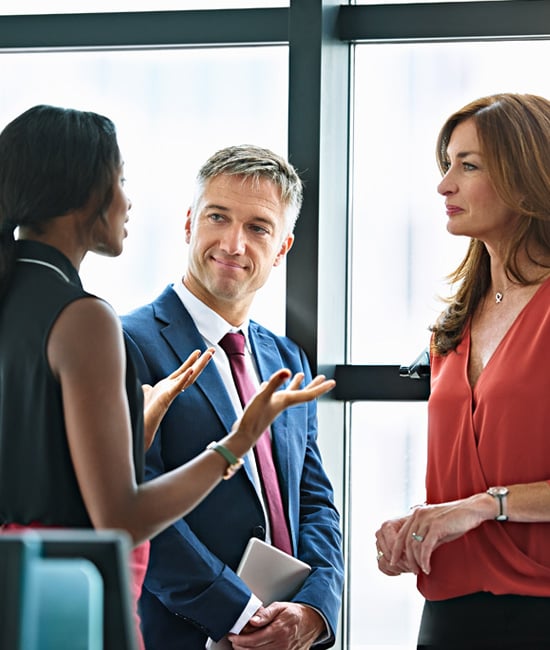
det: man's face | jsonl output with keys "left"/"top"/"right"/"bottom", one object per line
{"left": 184, "top": 173, "right": 294, "bottom": 319}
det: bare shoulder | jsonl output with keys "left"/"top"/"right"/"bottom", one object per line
{"left": 47, "top": 296, "right": 125, "bottom": 379}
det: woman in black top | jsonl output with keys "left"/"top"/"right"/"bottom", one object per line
{"left": 0, "top": 105, "right": 335, "bottom": 647}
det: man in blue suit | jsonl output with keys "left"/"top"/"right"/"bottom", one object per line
{"left": 122, "top": 145, "right": 344, "bottom": 650}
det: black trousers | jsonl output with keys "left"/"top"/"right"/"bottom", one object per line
{"left": 417, "top": 592, "right": 550, "bottom": 650}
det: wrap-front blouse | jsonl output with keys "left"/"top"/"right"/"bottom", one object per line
{"left": 418, "top": 278, "right": 550, "bottom": 600}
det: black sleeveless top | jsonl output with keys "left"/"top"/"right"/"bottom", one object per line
{"left": 0, "top": 240, "right": 144, "bottom": 526}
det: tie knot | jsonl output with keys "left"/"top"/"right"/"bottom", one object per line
{"left": 219, "top": 331, "right": 245, "bottom": 356}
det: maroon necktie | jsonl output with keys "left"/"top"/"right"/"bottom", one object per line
{"left": 219, "top": 332, "right": 293, "bottom": 555}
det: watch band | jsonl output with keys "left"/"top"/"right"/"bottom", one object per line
{"left": 206, "top": 441, "right": 244, "bottom": 480}
{"left": 487, "top": 486, "right": 509, "bottom": 522}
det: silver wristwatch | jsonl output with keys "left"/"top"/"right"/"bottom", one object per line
{"left": 486, "top": 486, "right": 509, "bottom": 522}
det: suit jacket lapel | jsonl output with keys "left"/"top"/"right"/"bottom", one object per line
{"left": 153, "top": 289, "right": 238, "bottom": 436}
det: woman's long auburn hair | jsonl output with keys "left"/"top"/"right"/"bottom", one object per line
{"left": 431, "top": 93, "right": 550, "bottom": 356}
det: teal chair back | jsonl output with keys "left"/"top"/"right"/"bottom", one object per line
{"left": 0, "top": 529, "right": 137, "bottom": 650}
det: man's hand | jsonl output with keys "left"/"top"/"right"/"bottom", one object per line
{"left": 228, "top": 602, "right": 325, "bottom": 650}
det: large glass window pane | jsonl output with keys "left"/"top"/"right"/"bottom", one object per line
{"left": 350, "top": 39, "right": 550, "bottom": 650}
{"left": 0, "top": 47, "right": 288, "bottom": 331}
{"left": 351, "top": 40, "right": 550, "bottom": 365}
{"left": 349, "top": 402, "right": 427, "bottom": 650}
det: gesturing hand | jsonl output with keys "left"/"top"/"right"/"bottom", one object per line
{"left": 232, "top": 370, "right": 335, "bottom": 450}
{"left": 142, "top": 348, "right": 215, "bottom": 450}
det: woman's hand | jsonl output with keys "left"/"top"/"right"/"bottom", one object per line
{"left": 226, "top": 370, "right": 336, "bottom": 455}
{"left": 142, "top": 348, "right": 215, "bottom": 450}
{"left": 375, "top": 516, "right": 415, "bottom": 576}
{"left": 384, "top": 495, "right": 489, "bottom": 576}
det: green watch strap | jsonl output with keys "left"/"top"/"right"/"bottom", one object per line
{"left": 206, "top": 441, "right": 244, "bottom": 480}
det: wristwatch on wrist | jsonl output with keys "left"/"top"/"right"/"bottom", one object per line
{"left": 206, "top": 441, "right": 244, "bottom": 480}
{"left": 486, "top": 486, "right": 509, "bottom": 521}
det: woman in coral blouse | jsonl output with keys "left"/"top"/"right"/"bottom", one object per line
{"left": 376, "top": 93, "right": 550, "bottom": 649}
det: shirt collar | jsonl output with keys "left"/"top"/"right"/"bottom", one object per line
{"left": 15, "top": 240, "right": 82, "bottom": 288}
{"left": 171, "top": 276, "right": 252, "bottom": 351}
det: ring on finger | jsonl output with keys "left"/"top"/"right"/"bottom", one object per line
{"left": 411, "top": 532, "right": 424, "bottom": 543}
{"left": 376, "top": 549, "right": 384, "bottom": 561}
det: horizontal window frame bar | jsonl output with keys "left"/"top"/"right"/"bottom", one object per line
{"left": 3, "top": 2, "right": 550, "bottom": 51}
{"left": 0, "top": 8, "right": 289, "bottom": 50}
{"left": 338, "top": 1, "right": 550, "bottom": 43}
{"left": 333, "top": 365, "right": 430, "bottom": 401}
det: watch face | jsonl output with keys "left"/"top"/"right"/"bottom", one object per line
{"left": 489, "top": 486, "right": 509, "bottom": 497}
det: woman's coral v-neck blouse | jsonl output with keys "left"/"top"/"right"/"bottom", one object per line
{"left": 418, "top": 278, "right": 550, "bottom": 601}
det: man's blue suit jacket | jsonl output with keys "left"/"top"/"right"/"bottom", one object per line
{"left": 122, "top": 285, "right": 344, "bottom": 650}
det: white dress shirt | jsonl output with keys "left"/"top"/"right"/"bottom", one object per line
{"left": 171, "top": 278, "right": 268, "bottom": 638}
{"left": 172, "top": 278, "right": 329, "bottom": 647}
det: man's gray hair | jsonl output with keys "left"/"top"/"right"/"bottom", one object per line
{"left": 190, "top": 144, "right": 303, "bottom": 234}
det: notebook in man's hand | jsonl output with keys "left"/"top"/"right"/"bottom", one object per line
{"left": 206, "top": 537, "right": 311, "bottom": 650}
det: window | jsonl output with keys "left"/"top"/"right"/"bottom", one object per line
{"left": 0, "top": 46, "right": 288, "bottom": 329}
{"left": 3, "top": 6, "right": 548, "bottom": 649}
{"left": 351, "top": 39, "right": 550, "bottom": 365}
{"left": 349, "top": 39, "right": 550, "bottom": 649}
{"left": 349, "top": 402, "right": 427, "bottom": 650}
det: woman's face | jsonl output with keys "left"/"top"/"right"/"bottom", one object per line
{"left": 90, "top": 164, "right": 131, "bottom": 257}
{"left": 437, "top": 118, "right": 519, "bottom": 247}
